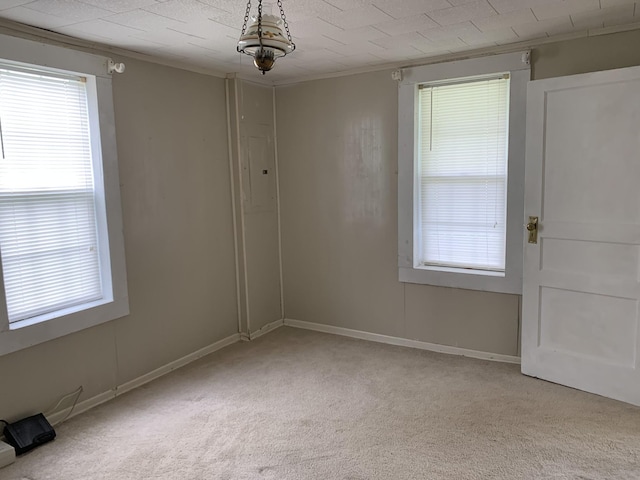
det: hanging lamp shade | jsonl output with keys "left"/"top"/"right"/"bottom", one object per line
{"left": 237, "top": 1, "right": 295, "bottom": 74}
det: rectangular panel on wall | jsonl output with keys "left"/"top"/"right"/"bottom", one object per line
{"left": 241, "top": 125, "right": 275, "bottom": 213}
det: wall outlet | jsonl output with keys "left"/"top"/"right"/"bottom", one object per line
{"left": 0, "top": 440, "right": 16, "bottom": 468}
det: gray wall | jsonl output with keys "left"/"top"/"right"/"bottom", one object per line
{"left": 275, "top": 29, "right": 640, "bottom": 357}
{"left": 0, "top": 55, "right": 238, "bottom": 421}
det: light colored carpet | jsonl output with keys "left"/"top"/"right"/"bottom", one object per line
{"left": 3, "top": 326, "right": 640, "bottom": 480}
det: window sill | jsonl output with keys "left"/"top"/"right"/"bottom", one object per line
{"left": 399, "top": 266, "right": 521, "bottom": 295}
{"left": 9, "top": 297, "right": 114, "bottom": 331}
{"left": 416, "top": 264, "right": 505, "bottom": 277}
{"left": 0, "top": 297, "right": 129, "bottom": 356}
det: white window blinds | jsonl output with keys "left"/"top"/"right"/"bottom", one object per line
{"left": 417, "top": 76, "right": 509, "bottom": 272}
{"left": 0, "top": 66, "right": 103, "bottom": 323}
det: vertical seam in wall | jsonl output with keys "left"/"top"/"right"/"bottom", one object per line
{"left": 402, "top": 283, "right": 407, "bottom": 338}
{"left": 517, "top": 294, "right": 522, "bottom": 357}
{"left": 225, "top": 78, "right": 243, "bottom": 335}
{"left": 113, "top": 321, "right": 120, "bottom": 388}
{"left": 272, "top": 86, "right": 285, "bottom": 320}
{"left": 234, "top": 78, "right": 252, "bottom": 335}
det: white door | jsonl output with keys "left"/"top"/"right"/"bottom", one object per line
{"left": 521, "top": 65, "right": 640, "bottom": 406}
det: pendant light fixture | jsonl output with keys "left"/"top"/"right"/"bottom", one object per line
{"left": 237, "top": 0, "right": 295, "bottom": 75}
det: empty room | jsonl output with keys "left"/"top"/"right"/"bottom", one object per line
{"left": 0, "top": 0, "right": 640, "bottom": 478}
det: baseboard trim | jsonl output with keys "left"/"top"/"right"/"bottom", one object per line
{"left": 46, "top": 390, "right": 115, "bottom": 427}
{"left": 47, "top": 332, "right": 241, "bottom": 427}
{"left": 249, "top": 319, "right": 284, "bottom": 340}
{"left": 117, "top": 333, "right": 241, "bottom": 395}
{"left": 283, "top": 319, "right": 521, "bottom": 364}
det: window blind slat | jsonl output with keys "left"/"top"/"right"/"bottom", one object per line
{"left": 418, "top": 77, "right": 509, "bottom": 271}
{"left": 0, "top": 66, "right": 103, "bottom": 323}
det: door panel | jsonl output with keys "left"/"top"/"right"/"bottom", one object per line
{"left": 542, "top": 83, "right": 640, "bottom": 224}
{"left": 522, "top": 65, "right": 640, "bottom": 406}
{"left": 539, "top": 287, "right": 636, "bottom": 367}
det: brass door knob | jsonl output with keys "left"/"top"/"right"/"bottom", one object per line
{"left": 526, "top": 216, "right": 538, "bottom": 244}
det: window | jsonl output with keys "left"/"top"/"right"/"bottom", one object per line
{"left": 417, "top": 75, "right": 509, "bottom": 273}
{"left": 0, "top": 34, "right": 128, "bottom": 356}
{"left": 0, "top": 66, "right": 103, "bottom": 323}
{"left": 398, "top": 52, "right": 530, "bottom": 294}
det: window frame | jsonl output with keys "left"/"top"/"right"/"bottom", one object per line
{"left": 0, "top": 34, "right": 129, "bottom": 356}
{"left": 398, "top": 51, "right": 530, "bottom": 294}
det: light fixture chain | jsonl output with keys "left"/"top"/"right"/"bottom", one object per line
{"left": 240, "top": 0, "right": 251, "bottom": 36}
{"left": 277, "top": 0, "right": 294, "bottom": 45}
{"left": 257, "top": 0, "right": 263, "bottom": 45}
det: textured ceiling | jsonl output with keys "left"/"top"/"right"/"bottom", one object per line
{"left": 0, "top": 0, "right": 639, "bottom": 83}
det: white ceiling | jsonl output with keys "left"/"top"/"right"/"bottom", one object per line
{"left": 0, "top": 0, "right": 639, "bottom": 83}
